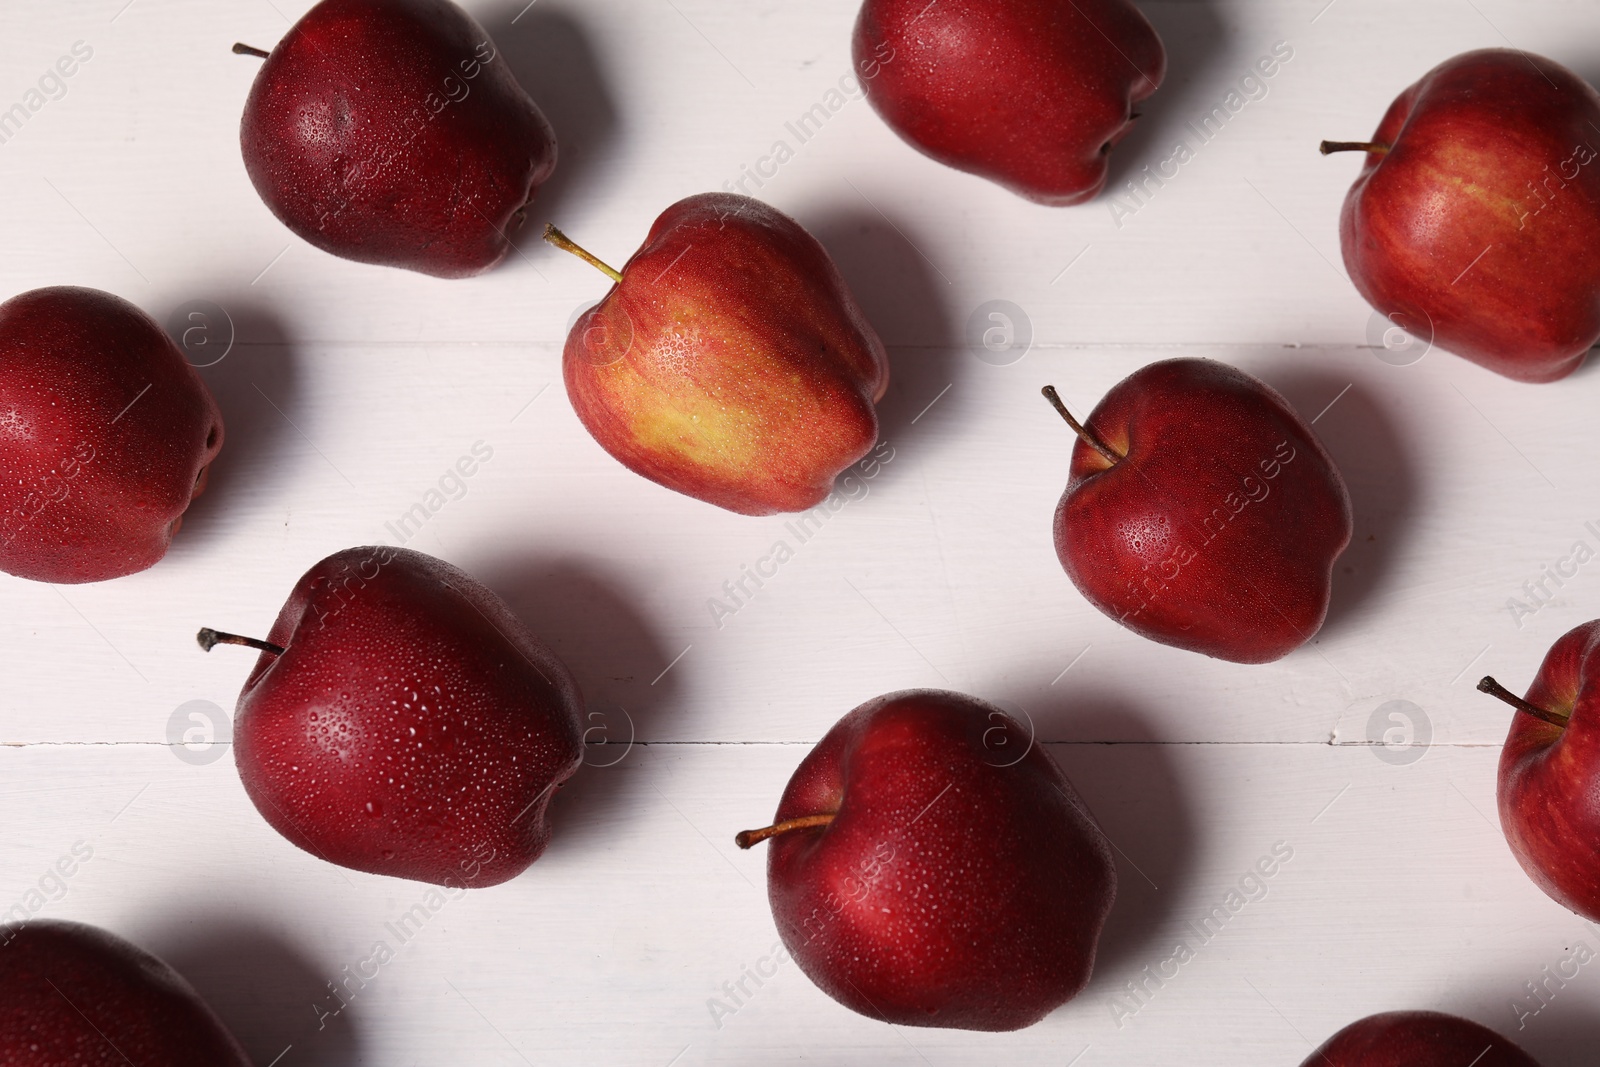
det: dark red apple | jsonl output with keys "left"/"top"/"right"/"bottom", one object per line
{"left": 0, "top": 287, "right": 223, "bottom": 584}
{"left": 1324, "top": 49, "right": 1600, "bottom": 382}
{"left": 735, "top": 689, "right": 1116, "bottom": 1031}
{"left": 1044, "top": 358, "right": 1352, "bottom": 663}
{"left": 1302, "top": 1010, "right": 1540, "bottom": 1066}
{"left": 544, "top": 194, "right": 889, "bottom": 515}
{"left": 1482, "top": 620, "right": 1600, "bottom": 921}
{"left": 200, "top": 546, "right": 583, "bottom": 886}
{"left": 0, "top": 919, "right": 250, "bottom": 1066}
{"left": 853, "top": 0, "right": 1165, "bottom": 205}
{"left": 238, "top": 0, "right": 557, "bottom": 278}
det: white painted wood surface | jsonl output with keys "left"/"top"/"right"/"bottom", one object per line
{"left": 3, "top": 0, "right": 1600, "bottom": 1063}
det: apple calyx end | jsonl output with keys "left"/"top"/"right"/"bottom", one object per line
{"left": 232, "top": 43, "right": 271, "bottom": 59}
{"left": 542, "top": 224, "right": 624, "bottom": 284}
{"left": 197, "top": 627, "right": 286, "bottom": 657}
{"left": 1478, "top": 675, "right": 1570, "bottom": 729}
{"left": 1319, "top": 140, "right": 1390, "bottom": 157}
{"left": 1041, "top": 385, "right": 1123, "bottom": 465}
{"left": 735, "top": 813, "right": 836, "bottom": 850}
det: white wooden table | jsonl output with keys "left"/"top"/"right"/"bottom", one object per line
{"left": 3, "top": 0, "right": 1599, "bottom": 1063}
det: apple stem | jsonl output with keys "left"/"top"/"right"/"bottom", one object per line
{"left": 1041, "top": 386, "right": 1123, "bottom": 465}
{"left": 1319, "top": 140, "right": 1390, "bottom": 157}
{"left": 196, "top": 627, "right": 286, "bottom": 657}
{"left": 232, "top": 43, "right": 271, "bottom": 59}
{"left": 1477, "top": 676, "right": 1570, "bottom": 729}
{"left": 542, "top": 224, "right": 623, "bottom": 283}
{"left": 735, "top": 814, "right": 836, "bottom": 849}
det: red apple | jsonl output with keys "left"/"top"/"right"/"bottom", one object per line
{"left": 544, "top": 194, "right": 889, "bottom": 515}
{"left": 201, "top": 546, "right": 584, "bottom": 886}
{"left": 1302, "top": 1010, "right": 1540, "bottom": 1067}
{"left": 1482, "top": 620, "right": 1600, "bottom": 920}
{"left": 1045, "top": 358, "right": 1351, "bottom": 663}
{"left": 238, "top": 0, "right": 557, "bottom": 278}
{"left": 1324, "top": 49, "right": 1600, "bottom": 382}
{"left": 736, "top": 689, "right": 1116, "bottom": 1031}
{"left": 0, "top": 287, "right": 223, "bottom": 584}
{"left": 853, "top": 0, "right": 1165, "bottom": 205}
{"left": 0, "top": 919, "right": 250, "bottom": 1066}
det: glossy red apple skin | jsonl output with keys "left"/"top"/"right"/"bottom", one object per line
{"left": 0, "top": 920, "right": 251, "bottom": 1066}
{"left": 240, "top": 0, "right": 557, "bottom": 278}
{"left": 231, "top": 546, "right": 583, "bottom": 887}
{"left": 1053, "top": 358, "right": 1352, "bottom": 663}
{"left": 1498, "top": 619, "right": 1600, "bottom": 920}
{"left": 1336, "top": 49, "right": 1600, "bottom": 382}
{"left": 853, "top": 0, "right": 1165, "bottom": 206}
{"left": 1301, "top": 1011, "right": 1540, "bottom": 1067}
{"left": 760, "top": 690, "right": 1116, "bottom": 1031}
{"left": 0, "top": 287, "right": 223, "bottom": 584}
{"left": 565, "top": 193, "right": 889, "bottom": 515}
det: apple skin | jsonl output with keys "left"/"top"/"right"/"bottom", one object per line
{"left": 852, "top": 0, "right": 1165, "bottom": 206}
{"left": 0, "top": 920, "right": 251, "bottom": 1066}
{"left": 1498, "top": 619, "right": 1600, "bottom": 920}
{"left": 1334, "top": 49, "right": 1600, "bottom": 382}
{"left": 0, "top": 287, "right": 224, "bottom": 584}
{"left": 564, "top": 193, "right": 889, "bottom": 515}
{"left": 230, "top": 546, "right": 584, "bottom": 887}
{"left": 1052, "top": 358, "right": 1352, "bottom": 663}
{"left": 239, "top": 0, "right": 556, "bottom": 278}
{"left": 1301, "top": 1010, "right": 1540, "bottom": 1067}
{"left": 757, "top": 689, "right": 1116, "bottom": 1031}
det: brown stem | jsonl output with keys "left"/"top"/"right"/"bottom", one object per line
{"left": 1320, "top": 140, "right": 1390, "bottom": 157}
{"left": 197, "top": 627, "right": 286, "bottom": 657}
{"left": 1041, "top": 385, "right": 1123, "bottom": 465}
{"left": 735, "top": 814, "right": 835, "bottom": 849}
{"left": 1478, "top": 676, "right": 1570, "bottom": 729}
{"left": 232, "top": 43, "right": 271, "bottom": 59}
{"left": 543, "top": 224, "right": 623, "bottom": 283}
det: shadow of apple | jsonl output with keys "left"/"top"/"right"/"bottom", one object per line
{"left": 1103, "top": 0, "right": 1232, "bottom": 199}
{"left": 147, "top": 918, "right": 361, "bottom": 1067}
{"left": 473, "top": 554, "right": 675, "bottom": 858}
{"left": 172, "top": 299, "right": 301, "bottom": 555}
{"left": 1021, "top": 693, "right": 1197, "bottom": 991}
{"left": 1262, "top": 369, "right": 1419, "bottom": 641}
{"left": 1511, "top": 1002, "right": 1600, "bottom": 1067}
{"left": 478, "top": 1, "right": 621, "bottom": 236}
{"left": 802, "top": 205, "right": 961, "bottom": 494}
